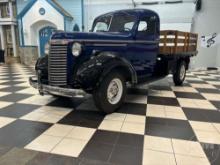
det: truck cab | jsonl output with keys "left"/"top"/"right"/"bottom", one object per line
{"left": 30, "top": 9, "right": 198, "bottom": 114}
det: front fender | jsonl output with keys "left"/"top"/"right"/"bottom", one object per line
{"left": 35, "top": 55, "right": 48, "bottom": 71}
{"left": 76, "top": 52, "right": 137, "bottom": 90}
{"left": 35, "top": 56, "right": 48, "bottom": 82}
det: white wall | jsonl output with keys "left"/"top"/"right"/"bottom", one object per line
{"left": 217, "top": 46, "right": 220, "bottom": 67}
{"left": 191, "top": 0, "right": 220, "bottom": 68}
{"left": 84, "top": 0, "right": 195, "bottom": 32}
{"left": 137, "top": 2, "right": 195, "bottom": 32}
{"left": 161, "top": 23, "right": 192, "bottom": 31}
{"left": 22, "top": 0, "right": 64, "bottom": 45}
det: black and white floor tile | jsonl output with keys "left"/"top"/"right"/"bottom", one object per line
{"left": 0, "top": 63, "right": 220, "bottom": 165}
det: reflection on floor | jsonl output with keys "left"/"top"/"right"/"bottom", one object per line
{"left": 0, "top": 63, "right": 220, "bottom": 165}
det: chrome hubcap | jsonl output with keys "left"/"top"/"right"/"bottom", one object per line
{"left": 180, "top": 64, "right": 186, "bottom": 80}
{"left": 107, "top": 78, "right": 123, "bottom": 105}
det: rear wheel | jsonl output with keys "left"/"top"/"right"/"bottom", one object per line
{"left": 93, "top": 71, "right": 126, "bottom": 114}
{"left": 173, "top": 61, "right": 186, "bottom": 86}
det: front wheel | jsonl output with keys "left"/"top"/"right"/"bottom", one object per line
{"left": 93, "top": 71, "right": 126, "bottom": 114}
{"left": 173, "top": 61, "right": 186, "bottom": 86}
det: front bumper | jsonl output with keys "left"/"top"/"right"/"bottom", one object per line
{"left": 29, "top": 76, "right": 86, "bottom": 98}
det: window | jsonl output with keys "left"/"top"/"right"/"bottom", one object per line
{"left": 124, "top": 22, "right": 135, "bottom": 32}
{"left": 138, "top": 21, "right": 148, "bottom": 31}
{"left": 92, "top": 13, "right": 136, "bottom": 33}
{"left": 94, "top": 22, "right": 109, "bottom": 32}
{"left": 93, "top": 15, "right": 112, "bottom": 32}
{"left": 0, "top": 3, "right": 10, "bottom": 18}
{"left": 137, "top": 16, "right": 156, "bottom": 36}
{"left": 109, "top": 13, "right": 136, "bottom": 32}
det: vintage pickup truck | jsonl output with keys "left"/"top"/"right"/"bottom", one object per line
{"left": 30, "top": 9, "right": 198, "bottom": 114}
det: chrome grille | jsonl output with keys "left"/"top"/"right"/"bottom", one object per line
{"left": 49, "top": 44, "right": 68, "bottom": 86}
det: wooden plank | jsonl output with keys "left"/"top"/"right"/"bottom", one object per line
{"left": 174, "top": 31, "right": 178, "bottom": 54}
{"left": 160, "top": 37, "right": 186, "bottom": 44}
{"left": 161, "top": 30, "right": 176, "bottom": 35}
{"left": 188, "top": 39, "right": 197, "bottom": 44}
{"left": 195, "top": 34, "right": 198, "bottom": 51}
{"left": 159, "top": 46, "right": 173, "bottom": 54}
{"left": 177, "top": 38, "right": 186, "bottom": 43}
{"left": 187, "top": 33, "right": 190, "bottom": 52}
{"left": 190, "top": 33, "right": 198, "bottom": 38}
{"left": 160, "top": 38, "right": 175, "bottom": 43}
{"left": 184, "top": 33, "right": 188, "bottom": 51}
{"left": 188, "top": 45, "right": 196, "bottom": 52}
{"left": 163, "top": 31, "right": 167, "bottom": 53}
{"left": 189, "top": 37, "right": 198, "bottom": 40}
{"left": 176, "top": 46, "right": 185, "bottom": 53}
{"left": 160, "top": 30, "right": 170, "bottom": 35}
{"left": 177, "top": 31, "right": 187, "bottom": 37}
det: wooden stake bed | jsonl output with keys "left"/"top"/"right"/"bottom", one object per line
{"left": 160, "top": 30, "right": 198, "bottom": 55}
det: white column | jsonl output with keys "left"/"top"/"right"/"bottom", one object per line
{"left": 8, "top": 1, "right": 13, "bottom": 18}
{"left": 0, "top": 25, "right": 5, "bottom": 50}
{"left": 11, "top": 25, "right": 17, "bottom": 57}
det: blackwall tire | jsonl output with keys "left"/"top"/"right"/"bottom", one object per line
{"left": 173, "top": 61, "right": 186, "bottom": 86}
{"left": 93, "top": 71, "right": 126, "bottom": 114}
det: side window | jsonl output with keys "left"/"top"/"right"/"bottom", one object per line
{"left": 138, "top": 21, "right": 148, "bottom": 31}
{"left": 124, "top": 22, "right": 135, "bottom": 31}
{"left": 94, "top": 22, "right": 108, "bottom": 32}
{"left": 137, "top": 16, "right": 156, "bottom": 37}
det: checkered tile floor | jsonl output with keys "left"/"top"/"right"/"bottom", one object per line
{"left": 0, "top": 63, "right": 220, "bottom": 165}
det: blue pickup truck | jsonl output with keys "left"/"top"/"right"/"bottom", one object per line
{"left": 30, "top": 9, "right": 198, "bottom": 113}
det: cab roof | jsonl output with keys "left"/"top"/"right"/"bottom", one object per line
{"left": 98, "top": 9, "right": 159, "bottom": 19}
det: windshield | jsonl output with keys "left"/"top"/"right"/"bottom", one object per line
{"left": 92, "top": 12, "right": 136, "bottom": 33}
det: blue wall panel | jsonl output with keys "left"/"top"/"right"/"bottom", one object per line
{"left": 55, "top": 0, "right": 83, "bottom": 31}
{"left": 16, "top": 0, "right": 30, "bottom": 14}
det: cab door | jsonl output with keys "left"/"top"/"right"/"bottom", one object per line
{"left": 130, "top": 15, "right": 159, "bottom": 82}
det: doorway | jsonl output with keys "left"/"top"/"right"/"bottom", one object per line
{"left": 39, "top": 26, "right": 56, "bottom": 56}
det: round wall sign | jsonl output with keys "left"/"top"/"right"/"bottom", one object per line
{"left": 39, "top": 8, "right": 46, "bottom": 15}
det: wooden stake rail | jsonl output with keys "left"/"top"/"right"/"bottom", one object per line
{"left": 159, "top": 30, "right": 198, "bottom": 54}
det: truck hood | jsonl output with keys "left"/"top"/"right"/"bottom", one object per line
{"left": 51, "top": 32, "right": 133, "bottom": 42}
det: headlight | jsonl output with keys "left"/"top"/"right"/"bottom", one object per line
{"left": 44, "top": 43, "right": 49, "bottom": 55}
{"left": 72, "top": 43, "right": 82, "bottom": 57}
